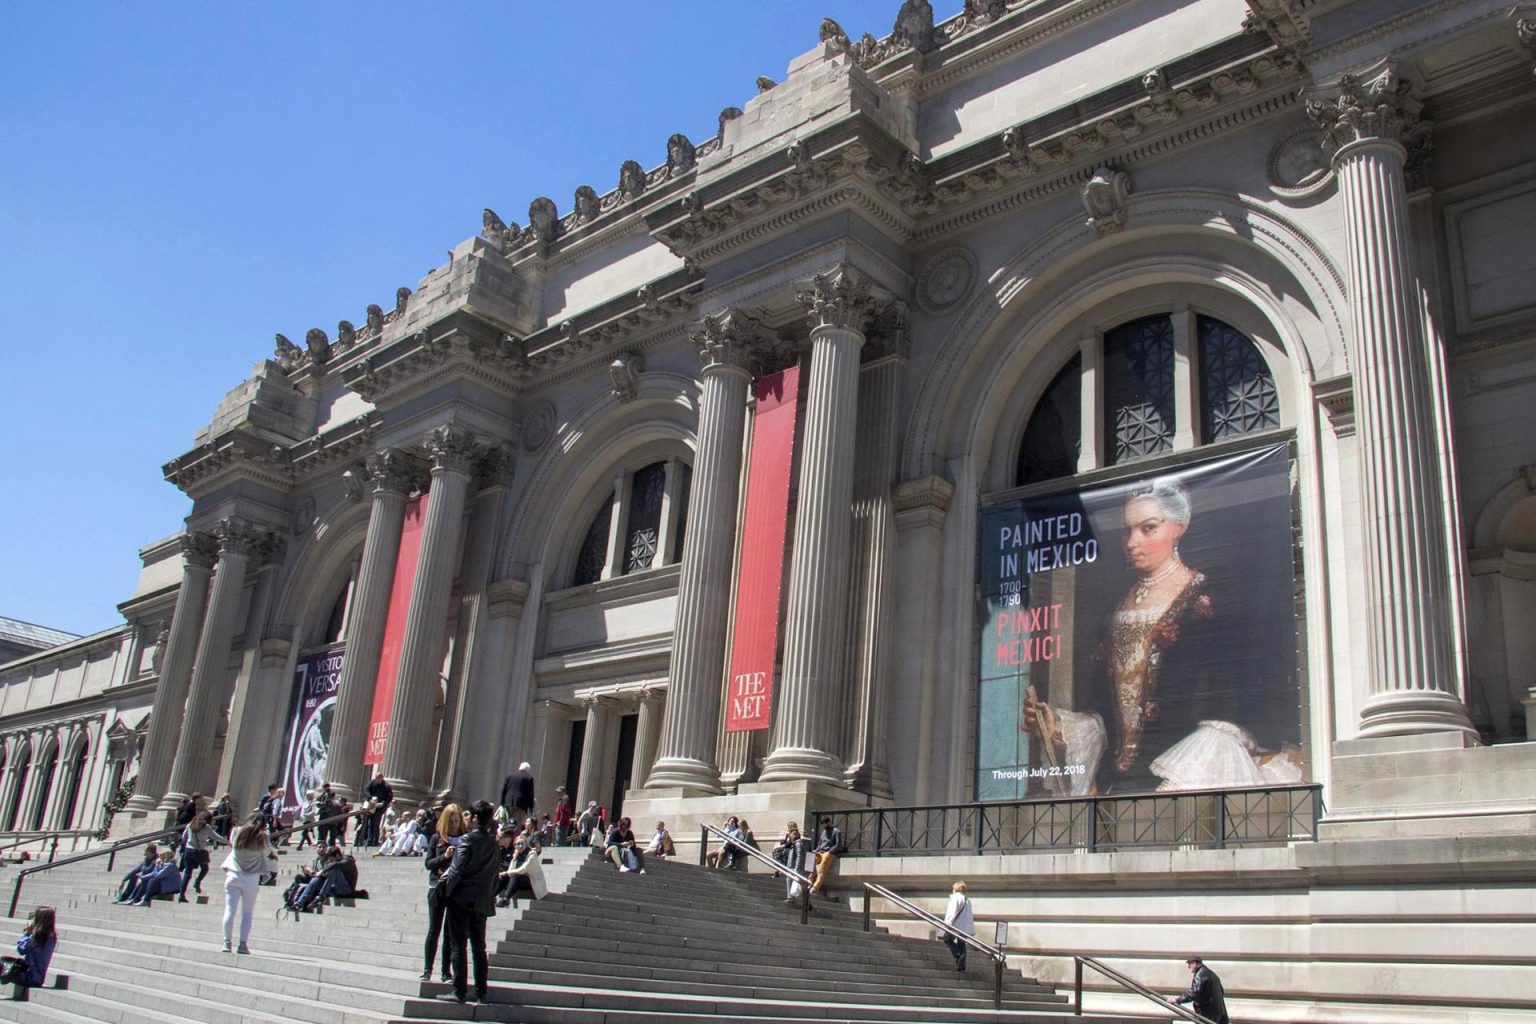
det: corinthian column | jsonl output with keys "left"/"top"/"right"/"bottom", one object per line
{"left": 162, "top": 518, "right": 266, "bottom": 810}
{"left": 382, "top": 425, "right": 476, "bottom": 804}
{"left": 646, "top": 309, "right": 770, "bottom": 793}
{"left": 1308, "top": 64, "right": 1475, "bottom": 740}
{"left": 762, "top": 263, "right": 879, "bottom": 783}
{"left": 326, "top": 448, "right": 420, "bottom": 799}
{"left": 125, "top": 532, "right": 218, "bottom": 813}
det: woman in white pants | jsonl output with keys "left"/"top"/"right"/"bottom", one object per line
{"left": 221, "top": 813, "right": 277, "bottom": 954}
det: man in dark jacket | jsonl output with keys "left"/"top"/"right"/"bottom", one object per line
{"left": 363, "top": 771, "right": 393, "bottom": 847}
{"left": 500, "top": 762, "right": 535, "bottom": 821}
{"left": 434, "top": 800, "right": 500, "bottom": 1004}
{"left": 1173, "top": 958, "right": 1230, "bottom": 1024}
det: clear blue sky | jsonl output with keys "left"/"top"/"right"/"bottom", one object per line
{"left": 1, "top": 3, "right": 964, "bottom": 637}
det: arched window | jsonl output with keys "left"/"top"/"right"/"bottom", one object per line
{"left": 1017, "top": 312, "right": 1278, "bottom": 485}
{"left": 4, "top": 748, "right": 29, "bottom": 831}
{"left": 59, "top": 741, "right": 89, "bottom": 829}
{"left": 569, "top": 458, "right": 692, "bottom": 586}
{"left": 319, "top": 584, "right": 350, "bottom": 646}
{"left": 29, "top": 747, "right": 57, "bottom": 830}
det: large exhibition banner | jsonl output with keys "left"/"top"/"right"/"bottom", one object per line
{"left": 366, "top": 494, "right": 427, "bottom": 768}
{"left": 725, "top": 366, "right": 802, "bottom": 732}
{"left": 976, "top": 442, "right": 1303, "bottom": 801}
{"left": 281, "top": 647, "right": 343, "bottom": 812}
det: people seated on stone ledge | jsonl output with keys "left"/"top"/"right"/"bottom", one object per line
{"left": 646, "top": 821, "right": 675, "bottom": 858}
{"left": 115, "top": 844, "right": 160, "bottom": 901}
{"left": 118, "top": 849, "right": 181, "bottom": 905}
{"left": 577, "top": 800, "right": 601, "bottom": 846}
{"left": 495, "top": 826, "right": 548, "bottom": 907}
{"left": 775, "top": 825, "right": 814, "bottom": 902}
{"left": 294, "top": 845, "right": 359, "bottom": 911}
{"left": 377, "top": 809, "right": 431, "bottom": 856}
{"left": 706, "top": 815, "right": 745, "bottom": 869}
{"left": 604, "top": 817, "right": 646, "bottom": 873}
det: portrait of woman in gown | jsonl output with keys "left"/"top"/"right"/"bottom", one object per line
{"left": 1021, "top": 478, "right": 1302, "bottom": 795}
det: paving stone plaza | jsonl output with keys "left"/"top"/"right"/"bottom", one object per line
{"left": 3, "top": 2, "right": 1536, "bottom": 1021}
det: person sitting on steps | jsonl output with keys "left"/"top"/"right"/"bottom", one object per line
{"left": 114, "top": 844, "right": 160, "bottom": 902}
{"left": 809, "top": 816, "right": 844, "bottom": 899}
{"left": 118, "top": 849, "right": 181, "bottom": 906}
{"left": 604, "top": 817, "right": 646, "bottom": 873}
{"left": 705, "top": 815, "right": 744, "bottom": 869}
{"left": 0, "top": 906, "right": 56, "bottom": 992}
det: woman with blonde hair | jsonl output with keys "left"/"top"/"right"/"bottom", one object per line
{"left": 221, "top": 812, "right": 278, "bottom": 954}
{"left": 420, "top": 803, "right": 464, "bottom": 981}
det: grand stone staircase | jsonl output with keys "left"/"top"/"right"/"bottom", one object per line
{"left": 0, "top": 842, "right": 1139, "bottom": 1024}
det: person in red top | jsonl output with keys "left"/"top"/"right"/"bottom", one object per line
{"left": 551, "top": 788, "right": 572, "bottom": 847}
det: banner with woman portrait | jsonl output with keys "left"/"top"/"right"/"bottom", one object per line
{"left": 280, "top": 647, "right": 343, "bottom": 814}
{"left": 976, "top": 442, "right": 1303, "bottom": 801}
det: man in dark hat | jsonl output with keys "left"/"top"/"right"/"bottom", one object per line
{"left": 1173, "top": 958, "right": 1229, "bottom": 1024}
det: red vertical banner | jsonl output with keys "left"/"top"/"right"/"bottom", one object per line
{"left": 366, "top": 493, "right": 428, "bottom": 768}
{"left": 725, "top": 366, "right": 801, "bottom": 732}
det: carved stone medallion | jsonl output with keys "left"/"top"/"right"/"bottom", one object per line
{"left": 1267, "top": 127, "right": 1335, "bottom": 200}
{"left": 915, "top": 246, "right": 976, "bottom": 315}
{"left": 522, "top": 401, "right": 556, "bottom": 454}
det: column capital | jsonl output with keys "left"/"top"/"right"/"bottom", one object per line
{"left": 473, "top": 443, "right": 516, "bottom": 490}
{"left": 1306, "top": 62, "right": 1427, "bottom": 157}
{"left": 179, "top": 531, "right": 220, "bottom": 570}
{"left": 365, "top": 447, "right": 425, "bottom": 497}
{"left": 796, "top": 262, "right": 882, "bottom": 333}
{"left": 213, "top": 517, "right": 264, "bottom": 559}
{"left": 690, "top": 308, "right": 777, "bottom": 376}
{"left": 423, "top": 424, "right": 478, "bottom": 475}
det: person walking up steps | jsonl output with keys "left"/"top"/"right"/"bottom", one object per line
{"left": 221, "top": 812, "right": 279, "bottom": 954}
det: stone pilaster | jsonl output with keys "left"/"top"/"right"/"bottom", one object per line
{"left": 1307, "top": 65, "right": 1475, "bottom": 741}
{"left": 325, "top": 448, "right": 420, "bottom": 799}
{"left": 762, "top": 263, "right": 879, "bottom": 783}
{"left": 575, "top": 697, "right": 615, "bottom": 810}
{"left": 162, "top": 518, "right": 266, "bottom": 810}
{"left": 382, "top": 425, "right": 477, "bottom": 805}
{"left": 215, "top": 543, "right": 288, "bottom": 813}
{"left": 646, "top": 309, "right": 772, "bottom": 793}
{"left": 125, "top": 531, "right": 218, "bottom": 813}
{"left": 842, "top": 307, "right": 906, "bottom": 799}
{"left": 631, "top": 688, "right": 665, "bottom": 790}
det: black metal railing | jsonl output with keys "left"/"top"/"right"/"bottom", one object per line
{"left": 0, "top": 829, "right": 95, "bottom": 863}
{"left": 699, "top": 822, "right": 816, "bottom": 925}
{"left": 815, "top": 783, "right": 1322, "bottom": 857}
{"left": 861, "top": 881, "right": 1008, "bottom": 1009}
{"left": 1072, "top": 954, "right": 1216, "bottom": 1024}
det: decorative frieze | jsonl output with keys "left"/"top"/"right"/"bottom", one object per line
{"left": 1081, "top": 166, "right": 1132, "bottom": 236}
{"left": 608, "top": 352, "right": 644, "bottom": 402}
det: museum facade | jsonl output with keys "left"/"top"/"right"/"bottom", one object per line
{"left": 3, "top": 1, "right": 1536, "bottom": 1016}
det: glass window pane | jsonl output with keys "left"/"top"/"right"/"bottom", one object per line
{"left": 1104, "top": 315, "right": 1175, "bottom": 464}
{"left": 671, "top": 462, "right": 692, "bottom": 563}
{"left": 572, "top": 499, "right": 613, "bottom": 586}
{"left": 623, "top": 462, "right": 667, "bottom": 574}
{"left": 1198, "top": 315, "right": 1280, "bottom": 441}
{"left": 1016, "top": 354, "right": 1082, "bottom": 485}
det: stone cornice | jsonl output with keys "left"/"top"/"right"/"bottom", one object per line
{"left": 165, "top": 412, "right": 380, "bottom": 497}
{"left": 340, "top": 312, "right": 526, "bottom": 408}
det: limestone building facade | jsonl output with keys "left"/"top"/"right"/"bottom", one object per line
{"left": 3, "top": 1, "right": 1536, "bottom": 1016}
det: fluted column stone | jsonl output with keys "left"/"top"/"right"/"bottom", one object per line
{"left": 1308, "top": 65, "right": 1475, "bottom": 740}
{"left": 646, "top": 309, "right": 773, "bottom": 793}
{"left": 382, "top": 425, "right": 477, "bottom": 804}
{"left": 125, "top": 532, "right": 218, "bottom": 813}
{"left": 327, "top": 449, "right": 420, "bottom": 800}
{"left": 762, "top": 263, "right": 880, "bottom": 783}
{"left": 162, "top": 518, "right": 266, "bottom": 809}
{"left": 576, "top": 697, "right": 614, "bottom": 810}
{"left": 631, "top": 688, "right": 665, "bottom": 791}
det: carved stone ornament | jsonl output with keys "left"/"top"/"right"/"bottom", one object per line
{"left": 1242, "top": 0, "right": 1309, "bottom": 54}
{"left": 867, "top": 299, "right": 911, "bottom": 361}
{"left": 291, "top": 496, "right": 317, "bottom": 536}
{"left": 619, "top": 160, "right": 647, "bottom": 202}
{"left": 1306, "top": 64, "right": 1425, "bottom": 152}
{"left": 214, "top": 516, "right": 263, "bottom": 558}
{"left": 717, "top": 107, "right": 743, "bottom": 138}
{"left": 481, "top": 208, "right": 518, "bottom": 253}
{"left": 1081, "top": 166, "right": 1132, "bottom": 236}
{"left": 529, "top": 196, "right": 561, "bottom": 242}
{"left": 424, "top": 424, "right": 477, "bottom": 475}
{"left": 1520, "top": 17, "right": 1536, "bottom": 78}
{"left": 666, "top": 133, "right": 696, "bottom": 176}
{"left": 395, "top": 286, "right": 412, "bottom": 314}
{"left": 366, "top": 304, "right": 384, "bottom": 333}
{"left": 797, "top": 262, "right": 877, "bottom": 332}
{"left": 336, "top": 320, "right": 357, "bottom": 352}
{"left": 1267, "top": 126, "right": 1335, "bottom": 199}
{"left": 963, "top": 0, "right": 1006, "bottom": 22}
{"left": 274, "top": 332, "right": 304, "bottom": 373}
{"left": 609, "top": 352, "right": 644, "bottom": 402}
{"left": 521, "top": 401, "right": 556, "bottom": 454}
{"left": 474, "top": 444, "right": 516, "bottom": 489}
{"left": 819, "top": 17, "right": 851, "bottom": 53}
{"left": 341, "top": 464, "right": 367, "bottom": 503}
{"left": 179, "top": 531, "right": 220, "bottom": 570}
{"left": 756, "top": 76, "right": 778, "bottom": 93}
{"left": 915, "top": 246, "right": 976, "bottom": 315}
{"left": 365, "top": 447, "right": 421, "bottom": 496}
{"left": 891, "top": 0, "right": 937, "bottom": 54}
{"left": 691, "top": 308, "right": 776, "bottom": 374}
{"left": 573, "top": 185, "right": 601, "bottom": 224}
{"left": 305, "top": 328, "right": 332, "bottom": 367}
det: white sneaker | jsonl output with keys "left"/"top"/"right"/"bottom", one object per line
{"left": 221, "top": 942, "right": 232, "bottom": 953}
{"left": 619, "top": 866, "right": 631, "bottom": 873}
{"left": 638, "top": 869, "right": 646, "bottom": 874}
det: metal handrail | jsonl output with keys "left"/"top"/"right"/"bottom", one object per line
{"left": 1072, "top": 954, "right": 1217, "bottom": 1024}
{"left": 268, "top": 807, "right": 369, "bottom": 846}
{"left": 699, "top": 822, "right": 815, "bottom": 925}
{"left": 861, "top": 881, "right": 1007, "bottom": 1009}
{"left": 0, "top": 829, "right": 95, "bottom": 861}
{"left": 8, "top": 823, "right": 180, "bottom": 916}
